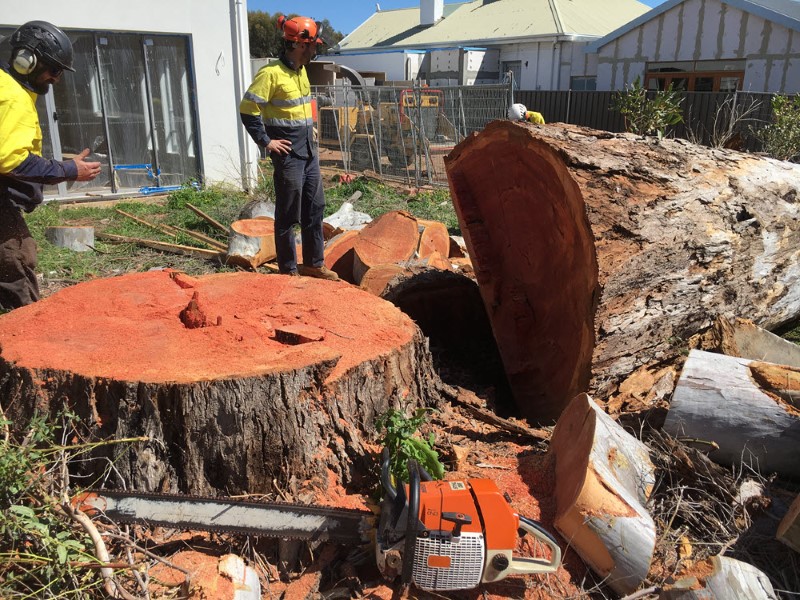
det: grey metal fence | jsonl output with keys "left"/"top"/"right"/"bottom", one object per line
{"left": 312, "top": 83, "right": 511, "bottom": 187}
{"left": 516, "top": 89, "right": 778, "bottom": 151}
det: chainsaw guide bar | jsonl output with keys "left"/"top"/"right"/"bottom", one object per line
{"left": 76, "top": 490, "right": 375, "bottom": 544}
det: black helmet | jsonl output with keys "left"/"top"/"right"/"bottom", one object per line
{"left": 10, "top": 20, "right": 74, "bottom": 72}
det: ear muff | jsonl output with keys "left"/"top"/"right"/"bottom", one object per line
{"left": 12, "top": 47, "right": 37, "bottom": 75}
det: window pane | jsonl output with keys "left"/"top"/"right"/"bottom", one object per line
{"left": 719, "top": 76, "right": 741, "bottom": 92}
{"left": 694, "top": 77, "right": 714, "bottom": 92}
{"left": 695, "top": 59, "right": 746, "bottom": 72}
{"left": 648, "top": 61, "right": 693, "bottom": 72}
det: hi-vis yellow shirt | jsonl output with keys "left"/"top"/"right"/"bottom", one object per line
{"left": 239, "top": 58, "right": 315, "bottom": 158}
{"left": 0, "top": 69, "right": 42, "bottom": 174}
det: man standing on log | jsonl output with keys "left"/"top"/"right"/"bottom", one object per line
{"left": 239, "top": 15, "right": 339, "bottom": 281}
{"left": 0, "top": 21, "right": 102, "bottom": 310}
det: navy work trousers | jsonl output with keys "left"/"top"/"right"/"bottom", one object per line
{"left": 0, "top": 200, "right": 39, "bottom": 310}
{"left": 270, "top": 152, "right": 325, "bottom": 274}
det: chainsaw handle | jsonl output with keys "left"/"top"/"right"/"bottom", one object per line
{"left": 400, "top": 460, "right": 421, "bottom": 585}
{"left": 508, "top": 516, "right": 561, "bottom": 575}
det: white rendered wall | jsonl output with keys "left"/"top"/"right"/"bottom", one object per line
{"left": 329, "top": 52, "right": 421, "bottom": 82}
{"left": 595, "top": 0, "right": 800, "bottom": 92}
{"left": 3, "top": 0, "right": 256, "bottom": 189}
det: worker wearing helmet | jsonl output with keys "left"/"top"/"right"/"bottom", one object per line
{"left": 508, "top": 103, "right": 545, "bottom": 125}
{"left": 0, "top": 20, "right": 101, "bottom": 309}
{"left": 239, "top": 15, "right": 339, "bottom": 280}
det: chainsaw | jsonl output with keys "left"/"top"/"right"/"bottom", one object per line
{"left": 76, "top": 449, "right": 560, "bottom": 591}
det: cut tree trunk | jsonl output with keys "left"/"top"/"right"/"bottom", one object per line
{"left": 549, "top": 393, "right": 656, "bottom": 596}
{"left": 663, "top": 349, "right": 800, "bottom": 478}
{"left": 45, "top": 226, "right": 94, "bottom": 252}
{"left": 417, "top": 219, "right": 450, "bottom": 259}
{"left": 352, "top": 211, "right": 419, "bottom": 284}
{"left": 0, "top": 271, "right": 443, "bottom": 495}
{"left": 445, "top": 121, "right": 800, "bottom": 422}
{"left": 359, "top": 263, "right": 407, "bottom": 296}
{"left": 660, "top": 555, "right": 777, "bottom": 599}
{"left": 226, "top": 218, "right": 276, "bottom": 269}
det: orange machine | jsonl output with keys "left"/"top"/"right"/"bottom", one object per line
{"left": 376, "top": 453, "right": 561, "bottom": 591}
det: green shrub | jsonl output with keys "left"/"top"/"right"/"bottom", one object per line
{"left": 754, "top": 94, "right": 800, "bottom": 162}
{"left": 613, "top": 76, "right": 684, "bottom": 138}
{"left": 376, "top": 408, "right": 445, "bottom": 484}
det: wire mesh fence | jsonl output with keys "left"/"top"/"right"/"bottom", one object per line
{"left": 313, "top": 83, "right": 511, "bottom": 187}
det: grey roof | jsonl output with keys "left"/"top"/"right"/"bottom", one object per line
{"left": 336, "top": 0, "right": 651, "bottom": 52}
{"left": 586, "top": 0, "right": 800, "bottom": 52}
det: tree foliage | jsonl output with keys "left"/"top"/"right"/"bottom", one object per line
{"left": 613, "top": 76, "right": 685, "bottom": 138}
{"left": 754, "top": 94, "right": 800, "bottom": 163}
{"left": 247, "top": 11, "right": 344, "bottom": 58}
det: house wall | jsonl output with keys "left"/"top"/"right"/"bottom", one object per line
{"left": 595, "top": 0, "right": 800, "bottom": 92}
{"left": 329, "top": 51, "right": 425, "bottom": 82}
{"left": 3, "top": 0, "right": 256, "bottom": 190}
{"left": 498, "top": 40, "right": 593, "bottom": 90}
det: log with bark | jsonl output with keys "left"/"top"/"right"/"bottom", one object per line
{"left": 0, "top": 270, "right": 443, "bottom": 495}
{"left": 660, "top": 555, "right": 777, "bottom": 599}
{"left": 445, "top": 121, "right": 800, "bottom": 422}
{"left": 225, "top": 218, "right": 277, "bottom": 270}
{"left": 695, "top": 316, "right": 800, "bottom": 368}
{"left": 548, "top": 393, "right": 657, "bottom": 596}
{"left": 663, "top": 349, "right": 800, "bottom": 478}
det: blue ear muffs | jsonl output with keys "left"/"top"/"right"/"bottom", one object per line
{"left": 12, "top": 47, "right": 37, "bottom": 75}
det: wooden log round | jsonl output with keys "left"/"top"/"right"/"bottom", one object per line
{"left": 45, "top": 226, "right": 95, "bottom": 252}
{"left": 226, "top": 218, "right": 276, "bottom": 270}
{"left": 663, "top": 349, "right": 800, "bottom": 478}
{"left": 359, "top": 263, "right": 407, "bottom": 296}
{"left": 549, "top": 393, "right": 657, "bottom": 596}
{"left": 417, "top": 219, "right": 450, "bottom": 259}
{"left": 445, "top": 121, "right": 800, "bottom": 421}
{"left": 661, "top": 555, "right": 777, "bottom": 599}
{"left": 0, "top": 270, "right": 442, "bottom": 495}
{"left": 352, "top": 211, "right": 419, "bottom": 284}
{"left": 323, "top": 229, "right": 360, "bottom": 283}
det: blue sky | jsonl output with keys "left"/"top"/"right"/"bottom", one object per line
{"left": 247, "top": 0, "right": 668, "bottom": 37}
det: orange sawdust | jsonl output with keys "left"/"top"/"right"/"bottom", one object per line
{"left": 0, "top": 271, "right": 416, "bottom": 384}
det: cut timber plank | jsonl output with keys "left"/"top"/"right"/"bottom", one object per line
{"left": 186, "top": 202, "right": 228, "bottom": 233}
{"left": 549, "top": 393, "right": 656, "bottom": 596}
{"left": 96, "top": 232, "right": 223, "bottom": 260}
{"left": 352, "top": 211, "right": 419, "bottom": 284}
{"left": 663, "top": 349, "right": 800, "bottom": 478}
{"left": 226, "top": 218, "right": 277, "bottom": 270}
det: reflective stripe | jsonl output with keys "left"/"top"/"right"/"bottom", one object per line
{"left": 243, "top": 90, "right": 268, "bottom": 106}
{"left": 271, "top": 95, "right": 311, "bottom": 107}
{"left": 264, "top": 117, "right": 315, "bottom": 127}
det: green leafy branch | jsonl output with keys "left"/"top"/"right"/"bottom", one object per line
{"left": 376, "top": 407, "right": 445, "bottom": 484}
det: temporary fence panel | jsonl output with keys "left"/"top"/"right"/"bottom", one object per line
{"left": 313, "top": 83, "right": 510, "bottom": 187}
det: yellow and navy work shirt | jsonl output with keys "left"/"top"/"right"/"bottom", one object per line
{"left": 0, "top": 64, "right": 77, "bottom": 211}
{"left": 239, "top": 56, "right": 316, "bottom": 159}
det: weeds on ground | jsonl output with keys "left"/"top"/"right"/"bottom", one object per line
{"left": 376, "top": 407, "right": 445, "bottom": 484}
{"left": 0, "top": 410, "right": 100, "bottom": 598}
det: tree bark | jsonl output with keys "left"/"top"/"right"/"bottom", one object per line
{"left": 0, "top": 271, "right": 443, "bottom": 495}
{"left": 445, "top": 121, "right": 800, "bottom": 422}
{"left": 663, "top": 349, "right": 800, "bottom": 478}
{"left": 548, "top": 393, "right": 657, "bottom": 596}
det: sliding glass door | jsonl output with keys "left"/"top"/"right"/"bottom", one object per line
{"left": 0, "top": 27, "right": 200, "bottom": 198}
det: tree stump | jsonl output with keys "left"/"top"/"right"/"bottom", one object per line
{"left": 45, "top": 226, "right": 95, "bottom": 252}
{"left": 0, "top": 270, "right": 442, "bottom": 495}
{"left": 445, "top": 121, "right": 800, "bottom": 422}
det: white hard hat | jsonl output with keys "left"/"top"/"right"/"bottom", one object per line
{"left": 507, "top": 103, "right": 527, "bottom": 121}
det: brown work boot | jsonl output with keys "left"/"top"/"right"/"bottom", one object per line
{"left": 280, "top": 270, "right": 299, "bottom": 277}
{"left": 298, "top": 264, "right": 340, "bottom": 281}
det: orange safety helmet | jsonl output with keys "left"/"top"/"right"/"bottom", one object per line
{"left": 277, "top": 15, "right": 324, "bottom": 45}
